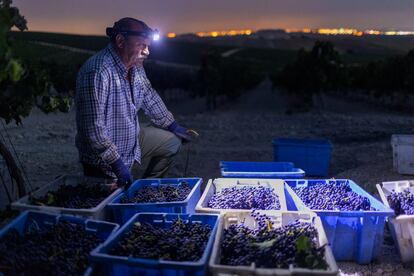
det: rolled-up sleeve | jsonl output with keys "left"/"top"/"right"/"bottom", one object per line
{"left": 75, "top": 69, "right": 120, "bottom": 164}
{"left": 141, "top": 73, "right": 175, "bottom": 128}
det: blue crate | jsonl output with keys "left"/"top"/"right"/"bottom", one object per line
{"left": 285, "top": 179, "right": 394, "bottom": 264}
{"left": 220, "top": 161, "right": 305, "bottom": 178}
{"left": 108, "top": 178, "right": 201, "bottom": 224}
{"left": 273, "top": 138, "right": 332, "bottom": 176}
{"left": 0, "top": 210, "right": 119, "bottom": 275}
{"left": 91, "top": 213, "right": 220, "bottom": 276}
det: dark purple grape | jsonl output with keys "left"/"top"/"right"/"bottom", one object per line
{"left": 0, "top": 220, "right": 103, "bottom": 275}
{"left": 120, "top": 181, "right": 192, "bottom": 204}
{"left": 110, "top": 219, "right": 212, "bottom": 262}
{"left": 219, "top": 210, "right": 328, "bottom": 270}
{"left": 208, "top": 186, "right": 281, "bottom": 210}
{"left": 387, "top": 190, "right": 414, "bottom": 216}
{"left": 292, "top": 182, "right": 375, "bottom": 211}
{"left": 30, "top": 183, "right": 112, "bottom": 209}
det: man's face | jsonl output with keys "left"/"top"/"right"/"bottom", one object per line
{"left": 116, "top": 23, "right": 152, "bottom": 67}
{"left": 124, "top": 35, "right": 151, "bottom": 67}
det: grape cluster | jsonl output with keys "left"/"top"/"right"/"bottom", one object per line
{"left": 292, "top": 182, "right": 375, "bottom": 211}
{"left": 110, "top": 218, "right": 212, "bottom": 262}
{"left": 30, "top": 183, "right": 112, "bottom": 209}
{"left": 387, "top": 190, "right": 414, "bottom": 216}
{"left": 220, "top": 211, "right": 328, "bottom": 269}
{"left": 0, "top": 220, "right": 103, "bottom": 275}
{"left": 208, "top": 186, "right": 280, "bottom": 210}
{"left": 120, "top": 182, "right": 191, "bottom": 204}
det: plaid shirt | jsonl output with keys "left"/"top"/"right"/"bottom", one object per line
{"left": 75, "top": 44, "right": 174, "bottom": 175}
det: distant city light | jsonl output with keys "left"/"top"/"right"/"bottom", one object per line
{"left": 168, "top": 28, "right": 414, "bottom": 38}
{"left": 365, "top": 30, "right": 381, "bottom": 35}
{"left": 287, "top": 28, "right": 414, "bottom": 36}
{"left": 317, "top": 28, "right": 360, "bottom": 35}
{"left": 195, "top": 29, "right": 253, "bottom": 37}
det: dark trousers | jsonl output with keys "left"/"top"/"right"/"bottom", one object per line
{"left": 82, "top": 125, "right": 181, "bottom": 179}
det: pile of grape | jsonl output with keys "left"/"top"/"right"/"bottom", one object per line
{"left": 387, "top": 189, "right": 414, "bottom": 216}
{"left": 0, "top": 220, "right": 103, "bottom": 275}
{"left": 110, "top": 218, "right": 212, "bottom": 261}
{"left": 120, "top": 182, "right": 191, "bottom": 204}
{"left": 30, "top": 184, "right": 112, "bottom": 209}
{"left": 220, "top": 211, "right": 328, "bottom": 269}
{"left": 292, "top": 182, "right": 375, "bottom": 211}
{"left": 208, "top": 186, "right": 280, "bottom": 210}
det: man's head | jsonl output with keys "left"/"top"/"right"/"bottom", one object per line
{"left": 107, "top": 18, "right": 154, "bottom": 68}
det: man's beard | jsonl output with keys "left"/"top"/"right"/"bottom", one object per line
{"left": 133, "top": 54, "right": 147, "bottom": 66}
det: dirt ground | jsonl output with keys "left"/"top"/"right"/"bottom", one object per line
{"left": 2, "top": 78, "right": 414, "bottom": 275}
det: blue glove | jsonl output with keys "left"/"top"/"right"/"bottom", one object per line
{"left": 110, "top": 158, "right": 132, "bottom": 189}
{"left": 168, "top": 121, "right": 193, "bottom": 142}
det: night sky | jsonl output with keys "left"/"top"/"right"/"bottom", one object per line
{"left": 14, "top": 0, "right": 414, "bottom": 35}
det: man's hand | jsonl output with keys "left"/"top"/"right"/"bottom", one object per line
{"left": 168, "top": 121, "right": 198, "bottom": 142}
{"left": 110, "top": 158, "right": 132, "bottom": 189}
{"left": 109, "top": 182, "right": 120, "bottom": 191}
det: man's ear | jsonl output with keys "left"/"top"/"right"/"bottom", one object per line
{"left": 115, "top": 34, "right": 126, "bottom": 49}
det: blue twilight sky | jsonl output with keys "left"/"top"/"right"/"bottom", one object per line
{"left": 14, "top": 0, "right": 414, "bottom": 35}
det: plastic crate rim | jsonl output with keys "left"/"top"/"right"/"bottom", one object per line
{"left": 11, "top": 177, "right": 122, "bottom": 213}
{"left": 109, "top": 177, "right": 201, "bottom": 205}
{"left": 91, "top": 212, "right": 219, "bottom": 267}
{"left": 285, "top": 180, "right": 394, "bottom": 215}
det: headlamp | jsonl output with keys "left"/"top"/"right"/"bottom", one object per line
{"left": 106, "top": 27, "right": 160, "bottom": 41}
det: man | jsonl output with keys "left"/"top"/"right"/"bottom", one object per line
{"left": 75, "top": 17, "right": 194, "bottom": 188}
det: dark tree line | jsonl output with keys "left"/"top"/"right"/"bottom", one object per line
{"left": 195, "top": 49, "right": 264, "bottom": 110}
{"left": 145, "top": 49, "right": 264, "bottom": 110}
{"left": 349, "top": 51, "right": 414, "bottom": 104}
{"left": 272, "top": 40, "right": 414, "bottom": 112}
{"left": 271, "top": 41, "right": 346, "bottom": 112}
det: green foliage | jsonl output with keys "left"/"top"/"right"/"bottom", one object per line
{"left": 295, "top": 235, "right": 328, "bottom": 270}
{"left": 0, "top": 0, "right": 71, "bottom": 124}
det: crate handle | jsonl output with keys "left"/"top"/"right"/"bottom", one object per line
{"left": 236, "top": 180, "right": 261, "bottom": 185}
{"left": 236, "top": 180, "right": 273, "bottom": 186}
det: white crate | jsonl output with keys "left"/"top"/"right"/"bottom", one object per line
{"left": 391, "top": 135, "right": 414, "bottom": 175}
{"left": 209, "top": 210, "right": 338, "bottom": 275}
{"left": 12, "top": 175, "right": 122, "bottom": 220}
{"left": 195, "top": 178, "right": 287, "bottom": 214}
{"left": 377, "top": 180, "right": 414, "bottom": 263}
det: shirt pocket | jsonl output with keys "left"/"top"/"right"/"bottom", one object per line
{"left": 133, "top": 79, "right": 145, "bottom": 110}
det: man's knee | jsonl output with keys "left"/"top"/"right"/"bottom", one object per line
{"left": 140, "top": 126, "right": 182, "bottom": 158}
{"left": 164, "top": 134, "right": 182, "bottom": 157}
